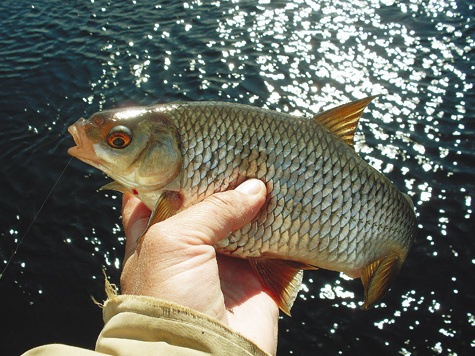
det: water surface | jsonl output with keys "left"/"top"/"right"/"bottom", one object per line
{"left": 0, "top": 1, "right": 474, "bottom": 355}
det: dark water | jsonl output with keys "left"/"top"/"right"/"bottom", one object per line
{"left": 0, "top": 0, "right": 474, "bottom": 355}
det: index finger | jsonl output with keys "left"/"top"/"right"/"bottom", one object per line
{"left": 122, "top": 192, "right": 151, "bottom": 262}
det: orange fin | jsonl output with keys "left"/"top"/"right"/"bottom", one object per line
{"left": 137, "top": 191, "right": 182, "bottom": 243}
{"left": 313, "top": 96, "right": 379, "bottom": 147}
{"left": 360, "top": 251, "right": 403, "bottom": 309}
{"left": 249, "top": 259, "right": 317, "bottom": 316}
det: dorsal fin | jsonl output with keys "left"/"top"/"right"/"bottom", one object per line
{"left": 313, "top": 96, "right": 379, "bottom": 147}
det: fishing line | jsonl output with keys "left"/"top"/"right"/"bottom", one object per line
{"left": 0, "top": 157, "right": 73, "bottom": 281}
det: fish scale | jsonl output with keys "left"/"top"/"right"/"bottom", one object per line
{"left": 68, "top": 97, "right": 417, "bottom": 313}
{"left": 166, "top": 103, "right": 408, "bottom": 266}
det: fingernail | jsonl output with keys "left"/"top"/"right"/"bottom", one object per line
{"left": 236, "top": 179, "right": 262, "bottom": 195}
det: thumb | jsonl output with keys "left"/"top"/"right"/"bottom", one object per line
{"left": 168, "top": 179, "right": 267, "bottom": 246}
{"left": 122, "top": 193, "right": 151, "bottom": 261}
{"left": 121, "top": 179, "right": 267, "bottom": 259}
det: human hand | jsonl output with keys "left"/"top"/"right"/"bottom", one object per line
{"left": 120, "top": 179, "right": 279, "bottom": 355}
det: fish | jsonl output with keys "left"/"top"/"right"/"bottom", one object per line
{"left": 68, "top": 97, "right": 417, "bottom": 315}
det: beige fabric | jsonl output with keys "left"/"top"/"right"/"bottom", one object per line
{"left": 22, "top": 294, "right": 269, "bottom": 356}
{"left": 22, "top": 344, "right": 109, "bottom": 356}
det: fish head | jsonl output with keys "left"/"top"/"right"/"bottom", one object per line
{"left": 68, "top": 107, "right": 182, "bottom": 191}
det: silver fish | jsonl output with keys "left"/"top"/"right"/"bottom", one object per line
{"left": 68, "top": 97, "right": 417, "bottom": 314}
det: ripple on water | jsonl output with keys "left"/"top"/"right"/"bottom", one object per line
{"left": 0, "top": 0, "right": 473, "bottom": 355}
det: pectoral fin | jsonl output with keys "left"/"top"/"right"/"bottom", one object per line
{"left": 100, "top": 181, "right": 127, "bottom": 193}
{"left": 137, "top": 191, "right": 183, "bottom": 243}
{"left": 360, "top": 251, "right": 403, "bottom": 309}
{"left": 249, "top": 259, "right": 318, "bottom": 316}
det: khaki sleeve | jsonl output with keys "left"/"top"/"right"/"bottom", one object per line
{"left": 22, "top": 344, "right": 109, "bottom": 356}
{"left": 96, "top": 294, "right": 269, "bottom": 356}
{"left": 22, "top": 295, "right": 270, "bottom": 356}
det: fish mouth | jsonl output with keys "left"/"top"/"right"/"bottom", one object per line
{"left": 67, "top": 120, "right": 100, "bottom": 165}
{"left": 68, "top": 121, "right": 133, "bottom": 187}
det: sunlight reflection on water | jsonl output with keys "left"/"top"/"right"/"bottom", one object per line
{"left": 172, "top": 1, "right": 473, "bottom": 354}
{"left": 78, "top": 0, "right": 473, "bottom": 353}
{"left": 0, "top": 0, "right": 473, "bottom": 354}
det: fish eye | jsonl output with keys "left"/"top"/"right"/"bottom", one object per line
{"left": 107, "top": 126, "right": 132, "bottom": 149}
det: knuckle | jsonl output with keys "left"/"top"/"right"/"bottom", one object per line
{"left": 207, "top": 192, "right": 234, "bottom": 212}
{"left": 206, "top": 192, "right": 241, "bottom": 225}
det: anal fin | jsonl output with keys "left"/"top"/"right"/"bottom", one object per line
{"left": 360, "top": 251, "right": 403, "bottom": 309}
{"left": 249, "top": 259, "right": 318, "bottom": 316}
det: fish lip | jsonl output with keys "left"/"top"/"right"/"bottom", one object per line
{"left": 67, "top": 121, "right": 100, "bottom": 164}
{"left": 67, "top": 124, "right": 82, "bottom": 154}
